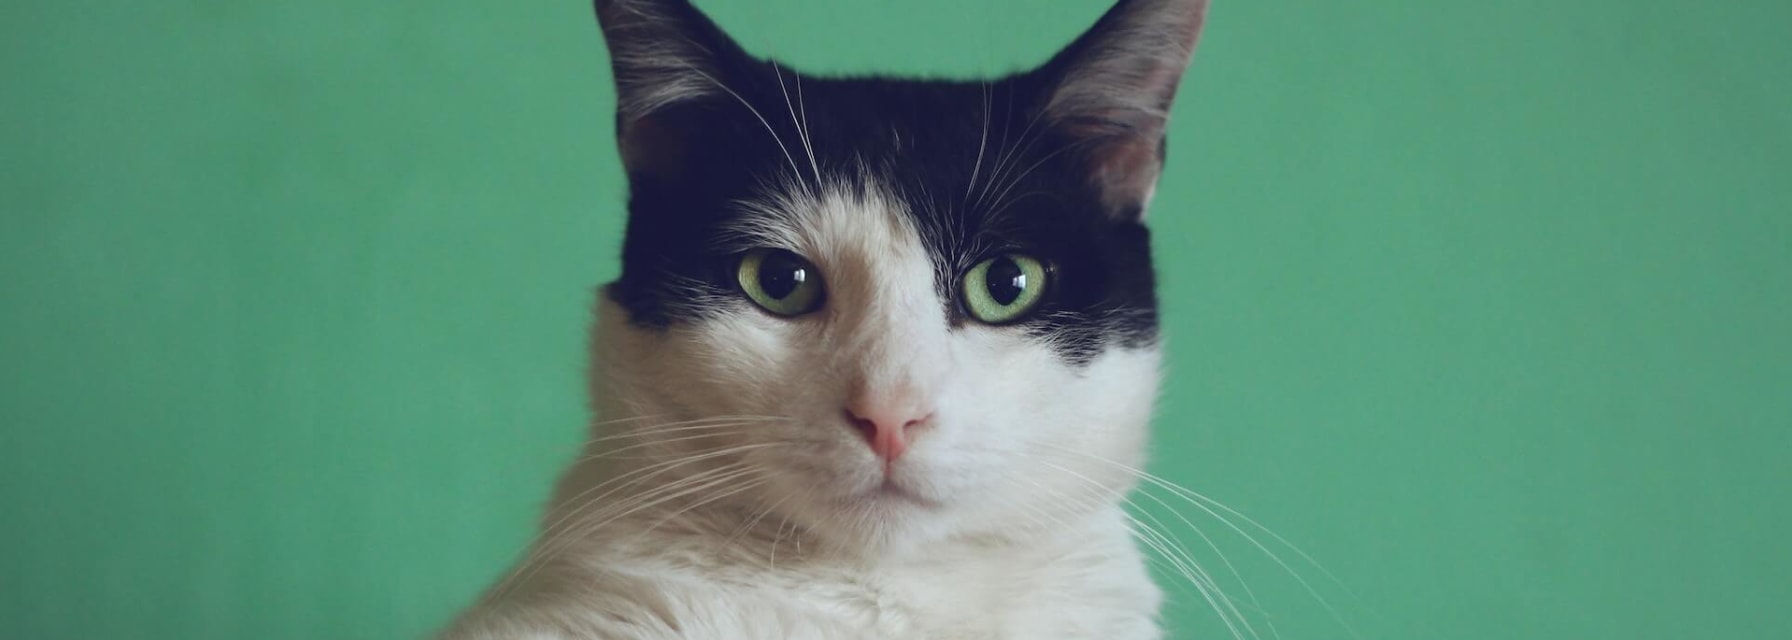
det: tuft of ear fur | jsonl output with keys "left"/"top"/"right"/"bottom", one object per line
{"left": 1039, "top": 0, "right": 1209, "bottom": 220}
{"left": 593, "top": 0, "right": 747, "bottom": 179}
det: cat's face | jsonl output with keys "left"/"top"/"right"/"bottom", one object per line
{"left": 589, "top": 0, "right": 1205, "bottom": 555}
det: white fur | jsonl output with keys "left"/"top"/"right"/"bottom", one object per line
{"left": 442, "top": 178, "right": 1165, "bottom": 639}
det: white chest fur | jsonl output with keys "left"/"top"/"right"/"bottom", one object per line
{"left": 443, "top": 502, "right": 1160, "bottom": 640}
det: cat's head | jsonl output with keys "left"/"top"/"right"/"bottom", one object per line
{"left": 587, "top": 0, "right": 1206, "bottom": 555}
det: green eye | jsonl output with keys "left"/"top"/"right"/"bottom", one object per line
{"left": 737, "top": 249, "right": 825, "bottom": 316}
{"left": 962, "top": 253, "right": 1048, "bottom": 324}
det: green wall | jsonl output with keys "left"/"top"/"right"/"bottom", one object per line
{"left": 3, "top": 1, "right": 1788, "bottom": 638}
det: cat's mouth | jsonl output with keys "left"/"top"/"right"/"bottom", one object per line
{"left": 843, "top": 477, "right": 942, "bottom": 510}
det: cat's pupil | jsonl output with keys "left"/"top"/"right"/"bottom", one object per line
{"left": 758, "top": 251, "right": 807, "bottom": 300}
{"left": 986, "top": 257, "right": 1027, "bottom": 306}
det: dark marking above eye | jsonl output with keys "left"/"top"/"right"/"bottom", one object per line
{"left": 598, "top": 6, "right": 1171, "bottom": 363}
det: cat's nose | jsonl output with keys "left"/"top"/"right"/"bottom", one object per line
{"left": 843, "top": 400, "right": 932, "bottom": 463}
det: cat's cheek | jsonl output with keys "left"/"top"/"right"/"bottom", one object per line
{"left": 684, "top": 311, "right": 819, "bottom": 405}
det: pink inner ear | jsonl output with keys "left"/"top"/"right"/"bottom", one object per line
{"left": 1032, "top": 0, "right": 1207, "bottom": 219}
{"left": 1089, "top": 134, "right": 1164, "bottom": 219}
{"left": 618, "top": 113, "right": 693, "bottom": 181}
{"left": 1053, "top": 110, "right": 1168, "bottom": 219}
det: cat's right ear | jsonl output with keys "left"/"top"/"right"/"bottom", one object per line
{"left": 593, "top": 0, "right": 746, "bottom": 180}
{"left": 1035, "top": 0, "right": 1209, "bottom": 222}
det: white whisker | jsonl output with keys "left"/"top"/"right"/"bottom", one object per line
{"left": 965, "top": 81, "right": 992, "bottom": 202}
{"left": 637, "top": 474, "right": 767, "bottom": 540}
{"left": 772, "top": 62, "right": 822, "bottom": 187}
{"left": 982, "top": 137, "right": 1101, "bottom": 227}
{"left": 768, "top": 508, "right": 794, "bottom": 570}
{"left": 1039, "top": 443, "right": 1359, "bottom": 638}
{"left": 721, "top": 488, "right": 794, "bottom": 566}
{"left": 494, "top": 444, "right": 781, "bottom": 599}
{"left": 501, "top": 462, "right": 761, "bottom": 600}
{"left": 974, "top": 101, "right": 1051, "bottom": 210}
{"left": 1032, "top": 458, "right": 1260, "bottom": 640}
{"left": 677, "top": 64, "right": 807, "bottom": 189}
{"left": 575, "top": 415, "right": 780, "bottom": 450}
{"left": 568, "top": 422, "right": 762, "bottom": 463}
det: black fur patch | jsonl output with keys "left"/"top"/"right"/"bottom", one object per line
{"left": 599, "top": 1, "right": 1176, "bottom": 365}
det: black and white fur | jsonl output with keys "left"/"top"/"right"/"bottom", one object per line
{"left": 444, "top": 1, "right": 1208, "bottom": 638}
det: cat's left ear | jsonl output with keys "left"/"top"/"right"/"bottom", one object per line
{"left": 1038, "top": 0, "right": 1209, "bottom": 221}
{"left": 594, "top": 0, "right": 751, "bottom": 181}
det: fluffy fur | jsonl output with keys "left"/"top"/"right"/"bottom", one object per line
{"left": 442, "top": 1, "right": 1208, "bottom": 638}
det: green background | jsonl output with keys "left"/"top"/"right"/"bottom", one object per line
{"left": 4, "top": 1, "right": 1788, "bottom": 638}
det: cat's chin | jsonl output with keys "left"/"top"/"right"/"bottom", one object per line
{"left": 784, "top": 485, "right": 960, "bottom": 557}
{"left": 831, "top": 482, "right": 944, "bottom": 516}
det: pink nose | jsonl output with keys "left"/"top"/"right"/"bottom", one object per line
{"left": 844, "top": 402, "right": 931, "bottom": 462}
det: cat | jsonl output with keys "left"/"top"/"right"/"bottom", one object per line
{"left": 441, "top": 0, "right": 1208, "bottom": 638}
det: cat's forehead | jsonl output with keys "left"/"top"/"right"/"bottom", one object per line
{"left": 724, "top": 175, "right": 930, "bottom": 270}
{"left": 709, "top": 74, "right": 1097, "bottom": 261}
{"left": 756, "top": 74, "right": 1039, "bottom": 178}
